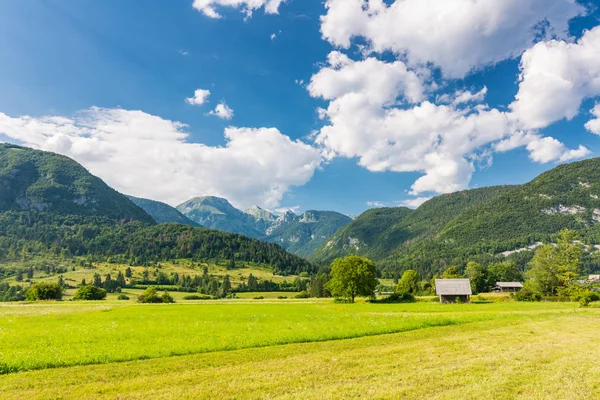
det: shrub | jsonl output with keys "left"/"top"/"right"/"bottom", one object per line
{"left": 117, "top": 294, "right": 130, "bottom": 300}
{"left": 294, "top": 291, "right": 309, "bottom": 299}
{"left": 183, "top": 294, "right": 213, "bottom": 300}
{"left": 73, "top": 285, "right": 107, "bottom": 301}
{"left": 371, "top": 292, "right": 415, "bottom": 303}
{"left": 26, "top": 282, "right": 63, "bottom": 301}
{"left": 515, "top": 284, "right": 542, "bottom": 302}
{"left": 253, "top": 296, "right": 264, "bottom": 300}
{"left": 137, "top": 287, "right": 162, "bottom": 303}
{"left": 333, "top": 297, "right": 353, "bottom": 303}
{"left": 161, "top": 291, "right": 175, "bottom": 303}
{"left": 277, "top": 296, "right": 288, "bottom": 299}
{"left": 573, "top": 290, "right": 600, "bottom": 307}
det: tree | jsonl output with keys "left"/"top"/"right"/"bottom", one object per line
{"left": 15, "top": 270, "right": 23, "bottom": 282}
{"left": 395, "top": 270, "right": 420, "bottom": 294}
{"left": 92, "top": 273, "right": 102, "bottom": 287}
{"left": 465, "top": 262, "right": 487, "bottom": 294}
{"left": 220, "top": 274, "right": 231, "bottom": 297}
{"left": 26, "top": 282, "right": 63, "bottom": 301}
{"left": 441, "top": 266, "right": 461, "bottom": 279}
{"left": 488, "top": 261, "right": 522, "bottom": 285}
{"left": 73, "top": 285, "right": 107, "bottom": 300}
{"left": 26, "top": 266, "right": 34, "bottom": 279}
{"left": 137, "top": 287, "right": 162, "bottom": 303}
{"left": 161, "top": 291, "right": 175, "bottom": 303}
{"left": 327, "top": 256, "right": 378, "bottom": 303}
{"left": 125, "top": 267, "right": 132, "bottom": 278}
{"left": 116, "top": 271, "right": 126, "bottom": 288}
{"left": 528, "top": 230, "right": 581, "bottom": 296}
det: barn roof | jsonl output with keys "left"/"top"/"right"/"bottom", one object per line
{"left": 435, "top": 279, "right": 472, "bottom": 296}
{"left": 496, "top": 282, "right": 524, "bottom": 288}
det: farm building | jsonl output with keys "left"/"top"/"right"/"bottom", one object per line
{"left": 589, "top": 275, "right": 600, "bottom": 282}
{"left": 435, "top": 279, "right": 472, "bottom": 303}
{"left": 494, "top": 282, "right": 524, "bottom": 293}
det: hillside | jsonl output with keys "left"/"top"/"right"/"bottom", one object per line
{"left": 311, "top": 186, "right": 513, "bottom": 264}
{"left": 0, "top": 146, "right": 315, "bottom": 276}
{"left": 127, "top": 196, "right": 199, "bottom": 226}
{"left": 177, "top": 196, "right": 352, "bottom": 257}
{"left": 266, "top": 211, "right": 353, "bottom": 257}
{"left": 0, "top": 144, "right": 154, "bottom": 224}
{"left": 177, "top": 197, "right": 262, "bottom": 238}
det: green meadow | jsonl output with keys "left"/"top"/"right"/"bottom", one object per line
{"left": 1, "top": 300, "right": 599, "bottom": 399}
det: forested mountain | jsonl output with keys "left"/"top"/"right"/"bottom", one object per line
{"left": 127, "top": 196, "right": 199, "bottom": 226}
{"left": 0, "top": 144, "right": 153, "bottom": 224}
{"left": 313, "top": 159, "right": 600, "bottom": 278}
{"left": 266, "top": 211, "right": 353, "bottom": 257}
{"left": 0, "top": 146, "right": 315, "bottom": 275}
{"left": 176, "top": 196, "right": 352, "bottom": 256}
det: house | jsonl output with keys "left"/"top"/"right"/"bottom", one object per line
{"left": 494, "top": 282, "right": 524, "bottom": 293}
{"left": 435, "top": 279, "right": 472, "bottom": 303}
{"left": 589, "top": 275, "right": 600, "bottom": 282}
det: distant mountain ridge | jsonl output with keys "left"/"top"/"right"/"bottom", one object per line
{"left": 126, "top": 196, "right": 199, "bottom": 227}
{"left": 176, "top": 196, "right": 352, "bottom": 257}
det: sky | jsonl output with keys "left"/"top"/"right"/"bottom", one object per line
{"left": 1, "top": 0, "right": 600, "bottom": 216}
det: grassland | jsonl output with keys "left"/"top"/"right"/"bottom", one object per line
{"left": 1, "top": 301, "right": 598, "bottom": 399}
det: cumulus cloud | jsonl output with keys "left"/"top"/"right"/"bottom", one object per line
{"left": 0, "top": 108, "right": 322, "bottom": 209}
{"left": 511, "top": 26, "right": 600, "bottom": 130}
{"left": 308, "top": 49, "right": 591, "bottom": 196}
{"left": 185, "top": 89, "right": 211, "bottom": 106}
{"left": 320, "top": 0, "right": 584, "bottom": 78}
{"left": 366, "top": 201, "right": 385, "bottom": 208}
{"left": 209, "top": 103, "right": 234, "bottom": 120}
{"left": 192, "top": 0, "right": 285, "bottom": 19}
{"left": 585, "top": 104, "right": 600, "bottom": 135}
{"left": 398, "top": 197, "right": 431, "bottom": 209}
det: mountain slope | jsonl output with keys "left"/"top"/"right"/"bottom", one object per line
{"left": 177, "top": 196, "right": 262, "bottom": 238}
{"left": 127, "top": 196, "right": 199, "bottom": 226}
{"left": 266, "top": 211, "right": 353, "bottom": 257}
{"left": 0, "top": 144, "right": 153, "bottom": 224}
{"left": 310, "top": 186, "right": 515, "bottom": 264}
{"left": 177, "top": 197, "right": 352, "bottom": 257}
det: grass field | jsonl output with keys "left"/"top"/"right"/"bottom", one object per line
{"left": 1, "top": 300, "right": 599, "bottom": 399}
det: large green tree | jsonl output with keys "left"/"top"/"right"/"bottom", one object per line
{"left": 327, "top": 256, "right": 378, "bottom": 302}
{"left": 465, "top": 261, "right": 488, "bottom": 294}
{"left": 528, "top": 229, "right": 581, "bottom": 295}
{"left": 396, "top": 270, "right": 420, "bottom": 294}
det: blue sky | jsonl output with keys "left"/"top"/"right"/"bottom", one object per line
{"left": 1, "top": 0, "right": 600, "bottom": 215}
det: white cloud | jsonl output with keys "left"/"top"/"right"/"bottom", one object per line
{"left": 185, "top": 89, "right": 211, "bottom": 106}
{"left": 209, "top": 103, "right": 234, "bottom": 120}
{"left": 366, "top": 201, "right": 385, "bottom": 207}
{"left": 585, "top": 104, "right": 600, "bottom": 135}
{"left": 398, "top": 197, "right": 431, "bottom": 209}
{"left": 273, "top": 205, "right": 300, "bottom": 214}
{"left": 495, "top": 131, "right": 591, "bottom": 163}
{"left": 192, "top": 0, "right": 285, "bottom": 19}
{"left": 511, "top": 26, "right": 600, "bottom": 130}
{"left": 308, "top": 50, "right": 591, "bottom": 196}
{"left": 453, "top": 87, "right": 488, "bottom": 105}
{"left": 320, "top": 0, "right": 584, "bottom": 78}
{"left": 0, "top": 107, "right": 322, "bottom": 209}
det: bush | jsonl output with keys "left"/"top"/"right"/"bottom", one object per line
{"left": 333, "top": 297, "right": 353, "bottom": 303}
{"left": 373, "top": 292, "right": 415, "bottom": 303}
{"left": 73, "top": 285, "right": 107, "bottom": 301}
{"left": 117, "top": 294, "right": 130, "bottom": 300}
{"left": 253, "top": 296, "right": 264, "bottom": 300}
{"left": 137, "top": 287, "right": 162, "bottom": 303}
{"left": 183, "top": 294, "right": 213, "bottom": 300}
{"left": 572, "top": 290, "right": 600, "bottom": 307}
{"left": 161, "top": 291, "right": 175, "bottom": 304}
{"left": 515, "top": 285, "right": 542, "bottom": 302}
{"left": 277, "top": 296, "right": 288, "bottom": 299}
{"left": 26, "top": 282, "right": 63, "bottom": 301}
{"left": 294, "top": 291, "right": 309, "bottom": 299}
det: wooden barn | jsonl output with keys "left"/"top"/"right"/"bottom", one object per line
{"left": 494, "top": 282, "right": 524, "bottom": 292}
{"left": 435, "top": 279, "right": 472, "bottom": 303}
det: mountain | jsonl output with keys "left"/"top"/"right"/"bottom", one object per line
{"left": 266, "top": 211, "right": 353, "bottom": 257}
{"left": 0, "top": 144, "right": 154, "bottom": 224}
{"left": 313, "top": 158, "right": 600, "bottom": 277}
{"left": 0, "top": 145, "right": 316, "bottom": 276}
{"left": 176, "top": 196, "right": 353, "bottom": 257}
{"left": 177, "top": 196, "right": 262, "bottom": 238}
{"left": 311, "top": 186, "right": 514, "bottom": 265}
{"left": 127, "top": 196, "right": 199, "bottom": 226}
